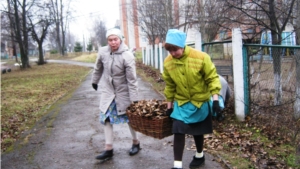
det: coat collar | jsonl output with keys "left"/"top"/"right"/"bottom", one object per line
{"left": 173, "top": 45, "right": 190, "bottom": 62}
{"left": 107, "top": 42, "right": 129, "bottom": 54}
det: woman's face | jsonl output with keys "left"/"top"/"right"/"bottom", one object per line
{"left": 168, "top": 48, "right": 184, "bottom": 59}
{"left": 107, "top": 35, "right": 121, "bottom": 52}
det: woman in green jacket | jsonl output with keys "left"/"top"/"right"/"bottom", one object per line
{"left": 162, "top": 29, "right": 222, "bottom": 169}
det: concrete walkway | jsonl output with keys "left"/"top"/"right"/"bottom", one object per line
{"left": 1, "top": 60, "right": 224, "bottom": 169}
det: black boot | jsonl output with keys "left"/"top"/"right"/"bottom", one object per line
{"left": 189, "top": 155, "right": 205, "bottom": 168}
{"left": 129, "top": 143, "right": 140, "bottom": 156}
{"left": 95, "top": 149, "right": 113, "bottom": 160}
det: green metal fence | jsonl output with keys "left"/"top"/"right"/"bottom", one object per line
{"left": 243, "top": 44, "right": 300, "bottom": 114}
{"left": 202, "top": 40, "right": 300, "bottom": 118}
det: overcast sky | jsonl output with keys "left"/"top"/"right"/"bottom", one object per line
{"left": 70, "top": 0, "right": 120, "bottom": 41}
{"left": 0, "top": 0, "right": 120, "bottom": 44}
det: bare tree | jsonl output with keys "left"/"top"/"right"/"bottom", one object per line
{"left": 49, "top": 0, "right": 72, "bottom": 56}
{"left": 2, "top": 3, "right": 19, "bottom": 62}
{"left": 223, "top": 0, "right": 296, "bottom": 106}
{"left": 6, "top": 0, "right": 32, "bottom": 68}
{"left": 27, "top": 1, "right": 54, "bottom": 65}
{"left": 191, "top": 0, "right": 228, "bottom": 43}
{"left": 129, "top": 0, "right": 176, "bottom": 45}
{"left": 91, "top": 18, "right": 107, "bottom": 47}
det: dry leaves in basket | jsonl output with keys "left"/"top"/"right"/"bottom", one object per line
{"left": 127, "top": 100, "right": 168, "bottom": 119}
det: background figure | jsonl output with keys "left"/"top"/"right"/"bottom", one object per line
{"left": 218, "top": 75, "right": 231, "bottom": 106}
{"left": 211, "top": 74, "right": 232, "bottom": 121}
{"left": 162, "top": 29, "right": 222, "bottom": 169}
{"left": 91, "top": 28, "right": 140, "bottom": 161}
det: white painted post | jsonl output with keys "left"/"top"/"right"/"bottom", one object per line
{"left": 143, "top": 47, "right": 146, "bottom": 64}
{"left": 155, "top": 44, "right": 158, "bottom": 69}
{"left": 146, "top": 45, "right": 149, "bottom": 65}
{"left": 142, "top": 47, "right": 145, "bottom": 64}
{"left": 232, "top": 28, "right": 245, "bottom": 121}
{"left": 150, "top": 45, "right": 154, "bottom": 67}
{"left": 195, "top": 31, "right": 202, "bottom": 51}
{"left": 159, "top": 43, "right": 163, "bottom": 73}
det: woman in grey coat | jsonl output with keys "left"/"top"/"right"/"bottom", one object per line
{"left": 91, "top": 28, "right": 140, "bottom": 160}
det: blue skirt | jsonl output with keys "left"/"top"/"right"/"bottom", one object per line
{"left": 99, "top": 100, "right": 129, "bottom": 125}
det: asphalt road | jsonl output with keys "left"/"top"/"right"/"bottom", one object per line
{"left": 1, "top": 60, "right": 225, "bottom": 169}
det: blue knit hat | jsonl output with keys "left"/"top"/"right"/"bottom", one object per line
{"left": 165, "top": 29, "right": 186, "bottom": 48}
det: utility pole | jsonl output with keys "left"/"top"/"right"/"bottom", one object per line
{"left": 83, "top": 34, "right": 85, "bottom": 52}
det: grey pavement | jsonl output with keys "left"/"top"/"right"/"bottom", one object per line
{"left": 1, "top": 60, "right": 224, "bottom": 169}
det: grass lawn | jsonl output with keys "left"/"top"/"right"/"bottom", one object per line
{"left": 1, "top": 61, "right": 91, "bottom": 152}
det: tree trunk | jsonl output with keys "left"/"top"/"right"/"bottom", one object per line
{"left": 56, "top": 22, "right": 62, "bottom": 55}
{"left": 294, "top": 53, "right": 300, "bottom": 119}
{"left": 61, "top": 30, "right": 65, "bottom": 55}
{"left": 269, "top": 0, "right": 282, "bottom": 105}
{"left": 21, "top": 0, "right": 29, "bottom": 68}
{"left": 60, "top": 0, "right": 65, "bottom": 56}
{"left": 294, "top": 1, "right": 300, "bottom": 119}
{"left": 13, "top": 0, "right": 29, "bottom": 69}
{"left": 37, "top": 42, "right": 45, "bottom": 65}
{"left": 7, "top": 0, "right": 18, "bottom": 62}
{"left": 12, "top": 43, "right": 17, "bottom": 62}
{"left": 272, "top": 48, "right": 282, "bottom": 105}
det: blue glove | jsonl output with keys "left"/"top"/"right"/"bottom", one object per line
{"left": 213, "top": 100, "right": 224, "bottom": 121}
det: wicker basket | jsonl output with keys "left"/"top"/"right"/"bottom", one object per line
{"left": 127, "top": 113, "right": 173, "bottom": 139}
{"left": 126, "top": 100, "right": 173, "bottom": 139}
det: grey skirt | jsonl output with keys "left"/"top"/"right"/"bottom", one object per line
{"left": 172, "top": 112, "right": 213, "bottom": 135}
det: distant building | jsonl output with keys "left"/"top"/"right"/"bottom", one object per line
{"left": 119, "top": 0, "right": 143, "bottom": 49}
{"left": 119, "top": 0, "right": 200, "bottom": 50}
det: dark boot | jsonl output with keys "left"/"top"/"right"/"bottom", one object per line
{"left": 129, "top": 143, "right": 140, "bottom": 156}
{"left": 95, "top": 149, "right": 113, "bottom": 160}
{"left": 189, "top": 155, "right": 205, "bottom": 168}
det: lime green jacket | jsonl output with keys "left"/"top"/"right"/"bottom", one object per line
{"left": 162, "top": 46, "right": 221, "bottom": 108}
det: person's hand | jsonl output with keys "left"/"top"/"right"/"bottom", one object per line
{"left": 165, "top": 108, "right": 173, "bottom": 117}
{"left": 213, "top": 100, "right": 224, "bottom": 121}
{"left": 92, "top": 83, "right": 98, "bottom": 91}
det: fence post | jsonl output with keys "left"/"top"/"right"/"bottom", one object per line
{"left": 150, "top": 45, "right": 153, "bottom": 67}
{"left": 142, "top": 47, "right": 145, "bottom": 64}
{"left": 146, "top": 45, "right": 150, "bottom": 65}
{"left": 148, "top": 45, "right": 151, "bottom": 66}
{"left": 232, "top": 28, "right": 246, "bottom": 121}
{"left": 144, "top": 47, "right": 146, "bottom": 64}
{"left": 195, "top": 31, "right": 202, "bottom": 51}
{"left": 159, "top": 43, "right": 163, "bottom": 73}
{"left": 155, "top": 44, "right": 158, "bottom": 69}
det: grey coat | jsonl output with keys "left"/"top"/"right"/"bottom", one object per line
{"left": 91, "top": 42, "right": 138, "bottom": 115}
{"left": 219, "top": 75, "right": 231, "bottom": 105}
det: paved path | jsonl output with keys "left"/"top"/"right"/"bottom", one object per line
{"left": 1, "top": 60, "right": 224, "bottom": 169}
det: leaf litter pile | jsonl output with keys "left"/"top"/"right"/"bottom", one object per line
{"left": 136, "top": 60, "right": 300, "bottom": 169}
{"left": 127, "top": 100, "right": 167, "bottom": 118}
{"left": 126, "top": 100, "right": 173, "bottom": 139}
